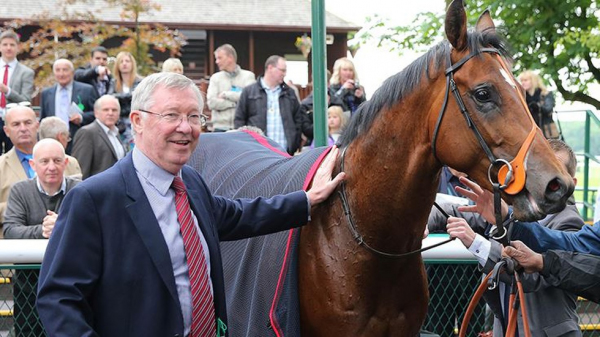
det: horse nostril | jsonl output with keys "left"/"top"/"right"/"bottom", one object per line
{"left": 547, "top": 178, "right": 561, "bottom": 192}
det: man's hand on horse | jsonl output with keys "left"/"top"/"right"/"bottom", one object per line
{"left": 455, "top": 176, "right": 509, "bottom": 225}
{"left": 306, "top": 146, "right": 346, "bottom": 206}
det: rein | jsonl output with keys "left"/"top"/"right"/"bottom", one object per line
{"left": 337, "top": 146, "right": 454, "bottom": 258}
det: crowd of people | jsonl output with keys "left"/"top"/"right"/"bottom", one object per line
{"left": 0, "top": 25, "right": 597, "bottom": 337}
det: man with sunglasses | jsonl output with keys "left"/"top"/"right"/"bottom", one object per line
{"left": 0, "top": 30, "right": 35, "bottom": 154}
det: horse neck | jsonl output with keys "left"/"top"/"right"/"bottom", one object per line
{"left": 342, "top": 95, "right": 442, "bottom": 253}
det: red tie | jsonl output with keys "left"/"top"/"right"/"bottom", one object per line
{"left": 0, "top": 65, "right": 8, "bottom": 108}
{"left": 172, "top": 176, "right": 216, "bottom": 337}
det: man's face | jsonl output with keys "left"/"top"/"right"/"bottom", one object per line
{"left": 3, "top": 107, "right": 38, "bottom": 152}
{"left": 0, "top": 37, "right": 18, "bottom": 62}
{"left": 215, "top": 50, "right": 234, "bottom": 72}
{"left": 91, "top": 51, "right": 108, "bottom": 67}
{"left": 31, "top": 142, "right": 68, "bottom": 189}
{"left": 267, "top": 59, "right": 287, "bottom": 85}
{"left": 131, "top": 86, "right": 202, "bottom": 174}
{"left": 53, "top": 61, "right": 74, "bottom": 87}
{"left": 95, "top": 97, "right": 120, "bottom": 127}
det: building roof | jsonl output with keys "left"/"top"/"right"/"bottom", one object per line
{"left": 0, "top": 0, "right": 360, "bottom": 32}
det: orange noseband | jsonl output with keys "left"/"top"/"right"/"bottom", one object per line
{"left": 495, "top": 55, "right": 537, "bottom": 195}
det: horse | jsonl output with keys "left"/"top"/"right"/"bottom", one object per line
{"left": 190, "top": 1, "right": 574, "bottom": 335}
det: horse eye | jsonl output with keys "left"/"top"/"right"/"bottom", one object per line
{"left": 474, "top": 88, "right": 491, "bottom": 102}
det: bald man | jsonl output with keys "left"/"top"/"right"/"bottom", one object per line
{"left": 3, "top": 138, "right": 81, "bottom": 336}
{"left": 72, "top": 95, "right": 126, "bottom": 179}
{"left": 0, "top": 106, "right": 81, "bottom": 232}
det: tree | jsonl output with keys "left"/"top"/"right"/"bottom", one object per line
{"left": 3, "top": 0, "right": 185, "bottom": 94}
{"left": 355, "top": 0, "right": 600, "bottom": 109}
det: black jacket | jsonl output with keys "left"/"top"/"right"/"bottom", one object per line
{"left": 74, "top": 64, "right": 114, "bottom": 97}
{"left": 234, "top": 78, "right": 312, "bottom": 154}
{"left": 541, "top": 250, "right": 600, "bottom": 303}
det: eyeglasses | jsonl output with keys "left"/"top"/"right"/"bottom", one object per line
{"left": 5, "top": 101, "right": 31, "bottom": 109}
{"left": 139, "top": 109, "right": 208, "bottom": 127}
{"left": 276, "top": 67, "right": 287, "bottom": 73}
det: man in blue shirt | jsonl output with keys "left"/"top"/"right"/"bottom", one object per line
{"left": 37, "top": 72, "right": 345, "bottom": 337}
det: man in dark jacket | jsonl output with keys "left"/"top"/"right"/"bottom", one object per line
{"left": 505, "top": 240, "right": 600, "bottom": 303}
{"left": 234, "top": 55, "right": 312, "bottom": 155}
{"left": 74, "top": 46, "right": 114, "bottom": 97}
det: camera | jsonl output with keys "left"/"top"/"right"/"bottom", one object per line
{"left": 354, "top": 81, "right": 360, "bottom": 90}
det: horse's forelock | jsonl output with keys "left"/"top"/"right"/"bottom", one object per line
{"left": 338, "top": 29, "right": 511, "bottom": 149}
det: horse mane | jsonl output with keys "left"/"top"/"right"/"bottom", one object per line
{"left": 337, "top": 29, "right": 511, "bottom": 148}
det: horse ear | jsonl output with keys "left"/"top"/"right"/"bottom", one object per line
{"left": 476, "top": 9, "right": 496, "bottom": 34}
{"left": 445, "top": 0, "right": 468, "bottom": 51}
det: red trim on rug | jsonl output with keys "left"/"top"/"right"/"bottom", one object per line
{"left": 268, "top": 146, "right": 333, "bottom": 336}
{"left": 241, "top": 129, "right": 291, "bottom": 158}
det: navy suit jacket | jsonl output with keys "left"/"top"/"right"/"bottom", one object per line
{"left": 37, "top": 153, "right": 309, "bottom": 337}
{"left": 40, "top": 81, "right": 99, "bottom": 151}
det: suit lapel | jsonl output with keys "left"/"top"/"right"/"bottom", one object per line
{"left": 47, "top": 86, "right": 57, "bottom": 116}
{"left": 6, "top": 149, "right": 28, "bottom": 180}
{"left": 181, "top": 168, "right": 220, "bottom": 266}
{"left": 9, "top": 63, "right": 21, "bottom": 87}
{"left": 72, "top": 82, "right": 81, "bottom": 106}
{"left": 92, "top": 122, "right": 119, "bottom": 160}
{"left": 120, "top": 155, "right": 180, "bottom": 305}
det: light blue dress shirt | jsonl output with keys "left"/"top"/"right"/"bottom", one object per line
{"left": 132, "top": 148, "right": 212, "bottom": 337}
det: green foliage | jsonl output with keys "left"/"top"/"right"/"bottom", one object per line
{"left": 356, "top": 0, "right": 600, "bottom": 109}
{"left": 3, "top": 0, "right": 185, "bottom": 94}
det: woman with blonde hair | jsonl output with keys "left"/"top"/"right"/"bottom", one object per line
{"left": 329, "top": 57, "right": 366, "bottom": 114}
{"left": 161, "top": 58, "right": 184, "bottom": 74}
{"left": 111, "top": 51, "right": 143, "bottom": 150}
{"left": 518, "top": 70, "right": 556, "bottom": 137}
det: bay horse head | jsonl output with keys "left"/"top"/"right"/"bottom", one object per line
{"left": 432, "top": 0, "right": 574, "bottom": 220}
{"left": 300, "top": 1, "right": 575, "bottom": 336}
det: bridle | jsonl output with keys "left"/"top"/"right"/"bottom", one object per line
{"left": 338, "top": 46, "right": 538, "bottom": 258}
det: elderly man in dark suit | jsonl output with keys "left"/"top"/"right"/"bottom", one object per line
{"left": 40, "top": 59, "right": 98, "bottom": 154}
{"left": 72, "top": 95, "right": 125, "bottom": 179}
{"left": 0, "top": 30, "right": 35, "bottom": 154}
{"left": 37, "top": 72, "right": 345, "bottom": 337}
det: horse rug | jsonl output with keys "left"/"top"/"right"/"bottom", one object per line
{"left": 188, "top": 130, "right": 331, "bottom": 337}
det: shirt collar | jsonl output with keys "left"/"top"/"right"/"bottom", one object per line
{"left": 15, "top": 148, "right": 32, "bottom": 162}
{"left": 35, "top": 176, "right": 67, "bottom": 196}
{"left": 96, "top": 119, "right": 118, "bottom": 135}
{"left": 226, "top": 65, "right": 241, "bottom": 77}
{"left": 0, "top": 59, "right": 17, "bottom": 68}
{"left": 59, "top": 82, "right": 74, "bottom": 92}
{"left": 132, "top": 147, "right": 180, "bottom": 196}
{"left": 260, "top": 77, "right": 281, "bottom": 93}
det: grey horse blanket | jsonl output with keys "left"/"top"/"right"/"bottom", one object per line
{"left": 188, "top": 130, "right": 331, "bottom": 337}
